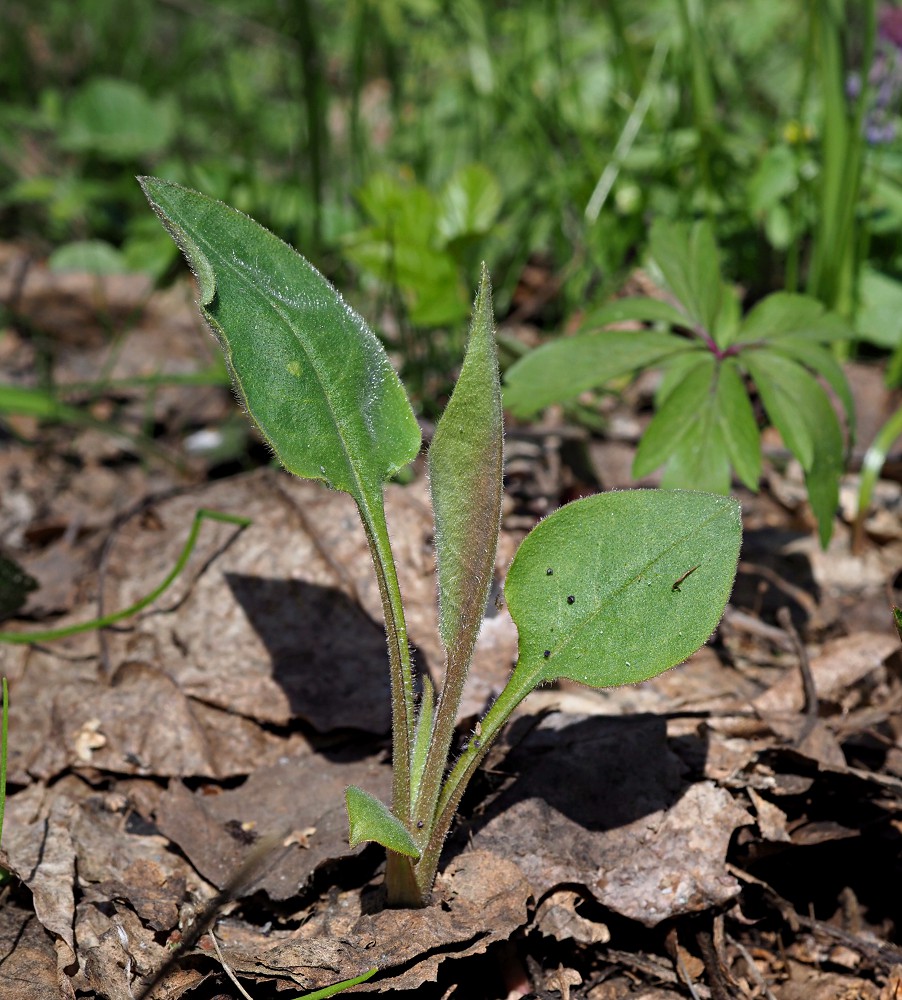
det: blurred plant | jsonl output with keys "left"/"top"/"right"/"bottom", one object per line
{"left": 505, "top": 219, "right": 854, "bottom": 546}
{"left": 853, "top": 402, "right": 902, "bottom": 549}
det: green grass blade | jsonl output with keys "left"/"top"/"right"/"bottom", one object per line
{"left": 291, "top": 967, "right": 378, "bottom": 1000}
{"left": 0, "top": 509, "right": 250, "bottom": 645}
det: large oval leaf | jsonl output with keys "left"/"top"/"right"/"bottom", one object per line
{"left": 504, "top": 490, "right": 741, "bottom": 692}
{"left": 139, "top": 177, "right": 421, "bottom": 500}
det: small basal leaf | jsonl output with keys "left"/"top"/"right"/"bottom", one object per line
{"left": 139, "top": 177, "right": 421, "bottom": 501}
{"left": 503, "top": 329, "right": 691, "bottom": 417}
{"left": 504, "top": 490, "right": 741, "bottom": 694}
{"left": 346, "top": 786, "right": 420, "bottom": 859}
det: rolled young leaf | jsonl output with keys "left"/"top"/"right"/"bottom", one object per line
{"left": 414, "top": 266, "right": 503, "bottom": 832}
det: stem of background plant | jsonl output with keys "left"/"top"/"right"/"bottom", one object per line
{"left": 675, "top": 0, "right": 717, "bottom": 211}
{"left": 356, "top": 496, "right": 415, "bottom": 823}
{"left": 412, "top": 676, "right": 531, "bottom": 900}
{"left": 806, "top": 0, "right": 875, "bottom": 325}
{"left": 853, "top": 405, "right": 902, "bottom": 552}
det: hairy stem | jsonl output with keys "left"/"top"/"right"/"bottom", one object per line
{"left": 357, "top": 496, "right": 415, "bottom": 824}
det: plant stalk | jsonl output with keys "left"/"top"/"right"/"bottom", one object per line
{"left": 357, "top": 496, "right": 415, "bottom": 825}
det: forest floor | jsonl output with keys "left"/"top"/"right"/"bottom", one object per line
{"left": 1, "top": 246, "right": 902, "bottom": 1000}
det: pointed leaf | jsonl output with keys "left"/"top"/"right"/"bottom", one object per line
{"left": 662, "top": 409, "right": 732, "bottom": 495}
{"left": 633, "top": 354, "right": 715, "bottom": 478}
{"left": 649, "top": 219, "right": 723, "bottom": 332}
{"left": 429, "top": 265, "right": 503, "bottom": 664}
{"left": 504, "top": 490, "right": 741, "bottom": 695}
{"left": 767, "top": 337, "right": 855, "bottom": 438}
{"left": 715, "top": 359, "right": 761, "bottom": 490}
{"left": 503, "top": 329, "right": 691, "bottom": 416}
{"left": 742, "top": 350, "right": 820, "bottom": 470}
{"left": 346, "top": 786, "right": 420, "bottom": 858}
{"left": 139, "top": 177, "right": 421, "bottom": 501}
{"left": 579, "top": 296, "right": 691, "bottom": 331}
{"left": 735, "top": 292, "right": 853, "bottom": 344}
{"left": 801, "top": 383, "right": 844, "bottom": 547}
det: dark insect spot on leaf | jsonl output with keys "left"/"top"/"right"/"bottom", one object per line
{"left": 417, "top": 820, "right": 425, "bottom": 829}
{"left": 671, "top": 564, "right": 701, "bottom": 592}
{"left": 473, "top": 739, "right": 481, "bottom": 748}
{"left": 567, "top": 595, "right": 575, "bottom": 604}
{"left": 546, "top": 568, "right": 553, "bottom": 576}
{"left": 543, "top": 650, "right": 551, "bottom": 658}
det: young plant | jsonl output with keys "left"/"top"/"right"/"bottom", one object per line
{"left": 504, "top": 219, "right": 855, "bottom": 547}
{"left": 140, "top": 178, "right": 742, "bottom": 908}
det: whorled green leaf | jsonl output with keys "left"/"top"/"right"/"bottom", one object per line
{"left": 633, "top": 354, "right": 715, "bottom": 478}
{"left": 429, "top": 264, "right": 503, "bottom": 663}
{"left": 346, "top": 786, "right": 420, "bottom": 859}
{"left": 649, "top": 219, "right": 722, "bottom": 334}
{"left": 139, "top": 177, "right": 421, "bottom": 500}
{"left": 715, "top": 359, "right": 761, "bottom": 491}
{"left": 663, "top": 403, "right": 732, "bottom": 495}
{"left": 802, "top": 380, "right": 844, "bottom": 548}
{"left": 767, "top": 337, "right": 855, "bottom": 438}
{"left": 503, "top": 329, "right": 691, "bottom": 417}
{"left": 504, "top": 490, "right": 741, "bottom": 693}
{"left": 741, "top": 350, "right": 822, "bottom": 470}
{"left": 578, "top": 296, "right": 691, "bottom": 332}
{"left": 735, "top": 292, "right": 853, "bottom": 344}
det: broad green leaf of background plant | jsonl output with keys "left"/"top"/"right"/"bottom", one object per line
{"left": 503, "top": 329, "right": 692, "bottom": 416}
{"left": 633, "top": 354, "right": 715, "bottom": 478}
{"left": 743, "top": 349, "right": 844, "bottom": 544}
{"left": 578, "top": 296, "right": 692, "bottom": 331}
{"left": 429, "top": 264, "right": 503, "bottom": 667}
{"left": 715, "top": 359, "right": 761, "bottom": 490}
{"left": 735, "top": 292, "right": 853, "bottom": 344}
{"left": 504, "top": 490, "right": 741, "bottom": 695}
{"left": 139, "top": 178, "right": 421, "bottom": 500}
{"left": 436, "top": 164, "right": 502, "bottom": 244}
{"left": 649, "top": 218, "right": 722, "bottom": 334}
{"left": 346, "top": 786, "right": 420, "bottom": 858}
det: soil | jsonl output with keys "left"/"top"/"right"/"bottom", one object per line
{"left": 2, "top": 245, "right": 902, "bottom": 999}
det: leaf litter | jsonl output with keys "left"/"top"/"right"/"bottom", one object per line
{"left": 1, "top": 259, "right": 902, "bottom": 997}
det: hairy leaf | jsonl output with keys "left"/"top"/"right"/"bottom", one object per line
{"left": 429, "top": 265, "right": 503, "bottom": 668}
{"left": 504, "top": 490, "right": 741, "bottom": 693}
{"left": 139, "top": 177, "right": 421, "bottom": 500}
{"left": 503, "top": 329, "right": 691, "bottom": 416}
{"left": 346, "top": 786, "right": 420, "bottom": 858}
